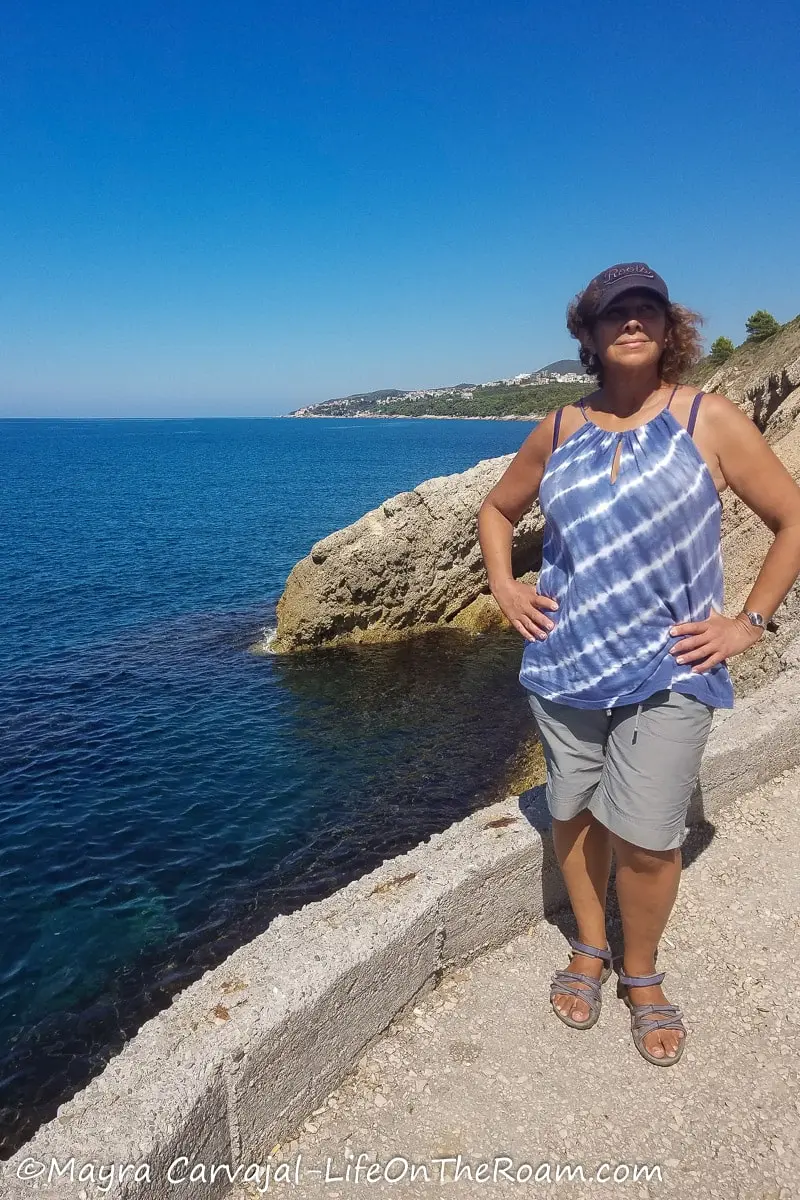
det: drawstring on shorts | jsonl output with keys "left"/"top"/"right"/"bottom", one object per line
{"left": 605, "top": 702, "right": 643, "bottom": 743}
{"left": 606, "top": 702, "right": 643, "bottom": 744}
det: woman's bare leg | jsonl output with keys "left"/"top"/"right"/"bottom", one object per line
{"left": 612, "top": 835, "right": 684, "bottom": 1059}
{"left": 550, "top": 809, "right": 613, "bottom": 1021}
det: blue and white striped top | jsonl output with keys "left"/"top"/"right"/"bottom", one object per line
{"left": 519, "top": 388, "right": 734, "bottom": 712}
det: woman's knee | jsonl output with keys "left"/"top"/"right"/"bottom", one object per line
{"left": 612, "top": 834, "right": 680, "bottom": 872}
{"left": 551, "top": 808, "right": 610, "bottom": 842}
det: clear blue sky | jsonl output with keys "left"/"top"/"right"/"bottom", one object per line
{"left": 2, "top": 0, "right": 798, "bottom": 417}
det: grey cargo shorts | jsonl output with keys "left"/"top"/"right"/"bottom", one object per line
{"left": 525, "top": 688, "right": 715, "bottom": 851}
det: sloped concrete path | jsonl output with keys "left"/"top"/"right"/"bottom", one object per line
{"left": 230, "top": 767, "right": 800, "bottom": 1200}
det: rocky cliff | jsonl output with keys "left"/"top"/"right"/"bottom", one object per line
{"left": 691, "top": 314, "right": 800, "bottom": 429}
{"left": 261, "top": 318, "right": 800, "bottom": 691}
{"left": 711, "top": 316, "right": 800, "bottom": 693}
{"left": 266, "top": 457, "right": 544, "bottom": 654}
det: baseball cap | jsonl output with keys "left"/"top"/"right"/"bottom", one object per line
{"left": 588, "top": 262, "right": 669, "bottom": 313}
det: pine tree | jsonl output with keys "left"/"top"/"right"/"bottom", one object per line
{"left": 745, "top": 311, "right": 780, "bottom": 341}
{"left": 709, "top": 336, "right": 735, "bottom": 365}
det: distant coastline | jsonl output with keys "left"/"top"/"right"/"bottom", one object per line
{"left": 287, "top": 361, "right": 588, "bottom": 421}
{"left": 281, "top": 412, "right": 544, "bottom": 421}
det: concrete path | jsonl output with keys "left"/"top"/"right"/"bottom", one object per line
{"left": 229, "top": 767, "right": 800, "bottom": 1200}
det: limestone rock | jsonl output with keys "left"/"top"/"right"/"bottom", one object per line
{"left": 698, "top": 315, "right": 800, "bottom": 437}
{"left": 267, "top": 455, "right": 544, "bottom": 653}
{"left": 723, "top": 397, "right": 800, "bottom": 696}
{"left": 695, "top": 315, "right": 800, "bottom": 693}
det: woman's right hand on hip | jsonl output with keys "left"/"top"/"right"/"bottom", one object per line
{"left": 491, "top": 580, "right": 559, "bottom": 642}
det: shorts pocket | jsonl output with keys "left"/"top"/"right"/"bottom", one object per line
{"left": 639, "top": 691, "right": 714, "bottom": 745}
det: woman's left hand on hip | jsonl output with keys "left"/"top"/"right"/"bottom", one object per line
{"left": 668, "top": 606, "right": 763, "bottom": 672}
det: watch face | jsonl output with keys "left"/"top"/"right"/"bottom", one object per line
{"left": 747, "top": 612, "right": 765, "bottom": 627}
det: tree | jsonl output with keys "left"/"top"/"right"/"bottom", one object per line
{"left": 745, "top": 310, "right": 781, "bottom": 341}
{"left": 709, "top": 336, "right": 735, "bottom": 365}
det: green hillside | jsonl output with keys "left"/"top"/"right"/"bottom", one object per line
{"left": 685, "top": 313, "right": 800, "bottom": 391}
{"left": 378, "top": 380, "right": 591, "bottom": 418}
{"left": 289, "top": 360, "right": 589, "bottom": 418}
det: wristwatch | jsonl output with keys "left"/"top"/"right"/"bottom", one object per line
{"left": 740, "top": 610, "right": 779, "bottom": 633}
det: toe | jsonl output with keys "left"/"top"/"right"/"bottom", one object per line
{"left": 664, "top": 1031, "right": 682, "bottom": 1057}
{"left": 645, "top": 1030, "right": 682, "bottom": 1059}
{"left": 644, "top": 1032, "right": 666, "bottom": 1058}
{"left": 553, "top": 991, "right": 589, "bottom": 1021}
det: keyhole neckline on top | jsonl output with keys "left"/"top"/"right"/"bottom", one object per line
{"left": 601, "top": 407, "right": 674, "bottom": 485}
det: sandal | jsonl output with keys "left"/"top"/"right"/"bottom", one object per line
{"left": 617, "top": 966, "right": 687, "bottom": 1066}
{"left": 550, "top": 936, "right": 613, "bottom": 1030}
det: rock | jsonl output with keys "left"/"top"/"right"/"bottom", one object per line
{"left": 676, "top": 320, "right": 800, "bottom": 696}
{"left": 266, "top": 454, "right": 544, "bottom": 653}
{"left": 719, "top": 386, "right": 800, "bottom": 696}
{"left": 448, "top": 588, "right": 523, "bottom": 634}
{"left": 696, "top": 316, "right": 800, "bottom": 437}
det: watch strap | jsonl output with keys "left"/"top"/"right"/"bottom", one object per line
{"left": 740, "top": 610, "right": 778, "bottom": 633}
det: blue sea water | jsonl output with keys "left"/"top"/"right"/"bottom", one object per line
{"left": 0, "top": 415, "right": 538, "bottom": 1154}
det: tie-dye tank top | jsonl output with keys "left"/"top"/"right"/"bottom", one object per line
{"left": 519, "top": 387, "right": 734, "bottom": 710}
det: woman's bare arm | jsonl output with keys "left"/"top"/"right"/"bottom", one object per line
{"left": 476, "top": 414, "right": 561, "bottom": 641}
{"left": 706, "top": 392, "right": 800, "bottom": 623}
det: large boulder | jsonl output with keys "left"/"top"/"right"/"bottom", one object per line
{"left": 266, "top": 454, "right": 544, "bottom": 653}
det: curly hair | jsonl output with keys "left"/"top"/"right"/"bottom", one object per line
{"left": 566, "top": 280, "right": 705, "bottom": 387}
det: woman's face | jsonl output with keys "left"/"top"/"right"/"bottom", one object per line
{"left": 584, "top": 288, "right": 668, "bottom": 373}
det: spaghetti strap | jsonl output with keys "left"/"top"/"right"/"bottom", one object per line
{"left": 577, "top": 396, "right": 589, "bottom": 421}
{"left": 665, "top": 383, "right": 679, "bottom": 410}
{"left": 687, "top": 391, "right": 704, "bottom": 438}
{"left": 552, "top": 407, "right": 564, "bottom": 454}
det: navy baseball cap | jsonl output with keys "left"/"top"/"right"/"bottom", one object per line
{"left": 588, "top": 262, "right": 669, "bottom": 313}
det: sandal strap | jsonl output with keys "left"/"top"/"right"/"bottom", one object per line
{"left": 568, "top": 936, "right": 612, "bottom": 963}
{"left": 551, "top": 970, "right": 603, "bottom": 993}
{"left": 632, "top": 1008, "right": 686, "bottom": 1034}
{"left": 619, "top": 970, "right": 666, "bottom": 987}
{"left": 550, "top": 975, "right": 603, "bottom": 1021}
{"left": 550, "top": 979, "right": 604, "bottom": 1004}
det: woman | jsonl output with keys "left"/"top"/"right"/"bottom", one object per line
{"left": 477, "top": 262, "right": 800, "bottom": 1066}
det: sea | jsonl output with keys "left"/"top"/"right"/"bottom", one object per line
{"left": 0, "top": 414, "right": 540, "bottom": 1155}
